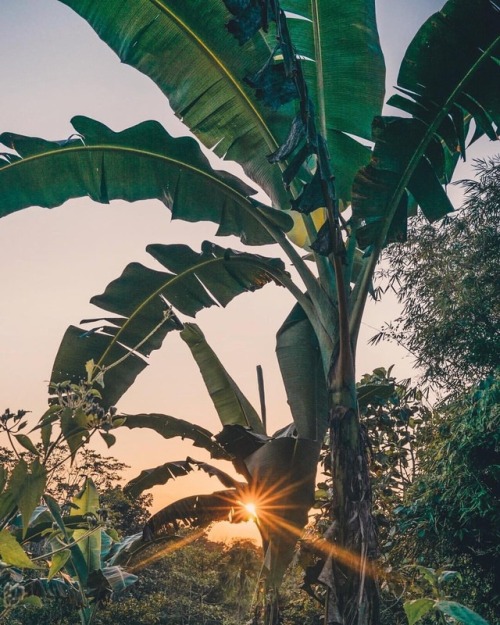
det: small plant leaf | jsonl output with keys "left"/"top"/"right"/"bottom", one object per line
{"left": 404, "top": 598, "right": 435, "bottom": 625}
{"left": 14, "top": 434, "right": 40, "bottom": 456}
{"left": 99, "top": 432, "right": 116, "bottom": 448}
{"left": 435, "top": 601, "right": 490, "bottom": 625}
{"left": 48, "top": 549, "right": 71, "bottom": 580}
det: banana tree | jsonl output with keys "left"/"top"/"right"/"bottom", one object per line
{"left": 0, "top": 0, "right": 499, "bottom": 623}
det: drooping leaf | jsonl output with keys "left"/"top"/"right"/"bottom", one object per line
{"left": 143, "top": 490, "right": 242, "bottom": 540}
{"left": 124, "top": 460, "right": 193, "bottom": 499}
{"left": 0, "top": 116, "right": 292, "bottom": 244}
{"left": 180, "top": 323, "right": 265, "bottom": 433}
{"left": 51, "top": 242, "right": 287, "bottom": 408}
{"left": 117, "top": 413, "right": 229, "bottom": 460}
{"left": 276, "top": 303, "right": 328, "bottom": 440}
{"left": 105, "top": 532, "right": 144, "bottom": 567}
{"left": 0, "top": 461, "right": 26, "bottom": 523}
{"left": 186, "top": 457, "right": 244, "bottom": 490}
{"left": 124, "top": 457, "right": 243, "bottom": 499}
{"left": 101, "top": 566, "right": 138, "bottom": 593}
{"left": 352, "top": 116, "right": 454, "bottom": 249}
{"left": 13, "top": 434, "right": 39, "bottom": 456}
{"left": 397, "top": 0, "right": 500, "bottom": 134}
{"left": 10, "top": 459, "right": 47, "bottom": 538}
{"left": 99, "top": 432, "right": 116, "bottom": 448}
{"left": 353, "top": 0, "right": 500, "bottom": 249}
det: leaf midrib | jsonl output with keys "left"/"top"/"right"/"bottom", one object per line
{"left": 96, "top": 254, "right": 284, "bottom": 368}
{"left": 1, "top": 144, "right": 254, "bottom": 209}
{"left": 148, "top": 0, "right": 280, "bottom": 153}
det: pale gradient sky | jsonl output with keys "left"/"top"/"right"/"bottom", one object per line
{"left": 1, "top": 0, "right": 497, "bottom": 542}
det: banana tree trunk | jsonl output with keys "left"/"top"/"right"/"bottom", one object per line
{"left": 323, "top": 372, "right": 379, "bottom": 625}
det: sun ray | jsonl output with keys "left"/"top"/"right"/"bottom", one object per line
{"left": 129, "top": 527, "right": 206, "bottom": 572}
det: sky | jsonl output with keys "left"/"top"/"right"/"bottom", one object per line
{"left": 0, "top": 0, "right": 497, "bottom": 542}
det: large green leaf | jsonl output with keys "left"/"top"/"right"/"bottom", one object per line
{"left": 118, "top": 413, "right": 229, "bottom": 460}
{"left": 0, "top": 460, "right": 47, "bottom": 538}
{"left": 0, "top": 116, "right": 292, "bottom": 245}
{"left": 51, "top": 241, "right": 288, "bottom": 407}
{"left": 352, "top": 0, "right": 500, "bottom": 249}
{"left": 397, "top": 0, "right": 500, "bottom": 133}
{"left": 275, "top": 303, "right": 328, "bottom": 441}
{"left": 180, "top": 323, "right": 265, "bottom": 433}
{"left": 283, "top": 0, "right": 385, "bottom": 141}
{"left": 57, "top": 0, "right": 292, "bottom": 208}
{"left": 57, "top": 0, "right": 386, "bottom": 205}
{"left": 403, "top": 599, "right": 435, "bottom": 625}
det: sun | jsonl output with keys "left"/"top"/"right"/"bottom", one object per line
{"left": 243, "top": 502, "right": 258, "bottom": 519}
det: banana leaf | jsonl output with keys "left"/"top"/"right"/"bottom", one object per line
{"left": 0, "top": 116, "right": 292, "bottom": 245}
{"left": 57, "top": 0, "right": 292, "bottom": 208}
{"left": 281, "top": 0, "right": 385, "bottom": 200}
{"left": 276, "top": 303, "right": 329, "bottom": 441}
{"left": 244, "top": 437, "right": 321, "bottom": 588}
{"left": 51, "top": 241, "right": 288, "bottom": 407}
{"left": 124, "top": 457, "right": 243, "bottom": 499}
{"left": 143, "top": 490, "right": 243, "bottom": 540}
{"left": 180, "top": 323, "right": 265, "bottom": 434}
{"left": 118, "top": 413, "right": 229, "bottom": 460}
{"left": 352, "top": 0, "right": 500, "bottom": 249}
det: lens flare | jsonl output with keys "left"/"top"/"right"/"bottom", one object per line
{"left": 243, "top": 502, "right": 258, "bottom": 518}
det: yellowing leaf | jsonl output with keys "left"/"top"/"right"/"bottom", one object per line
{"left": 48, "top": 549, "right": 71, "bottom": 580}
{"left": 0, "top": 529, "right": 40, "bottom": 569}
{"left": 287, "top": 209, "right": 327, "bottom": 249}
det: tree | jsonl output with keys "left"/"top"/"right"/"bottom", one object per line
{"left": 1, "top": 1, "right": 499, "bottom": 623}
{"left": 374, "top": 156, "right": 500, "bottom": 392}
{"left": 392, "top": 373, "right": 500, "bottom": 623}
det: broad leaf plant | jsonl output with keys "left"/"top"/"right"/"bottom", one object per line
{"left": 0, "top": 1, "right": 498, "bottom": 623}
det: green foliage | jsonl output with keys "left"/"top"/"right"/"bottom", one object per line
{"left": 92, "top": 536, "right": 262, "bottom": 625}
{"left": 402, "top": 566, "right": 491, "bottom": 625}
{"left": 392, "top": 374, "right": 500, "bottom": 621}
{"left": 0, "top": 398, "right": 149, "bottom": 624}
{"left": 376, "top": 157, "right": 500, "bottom": 391}
{"left": 1, "top": 1, "right": 499, "bottom": 623}
{"left": 52, "top": 242, "right": 288, "bottom": 409}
